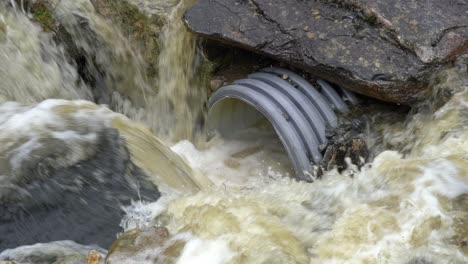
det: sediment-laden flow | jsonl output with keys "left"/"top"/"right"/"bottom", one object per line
{"left": 1, "top": 0, "right": 208, "bottom": 142}
{"left": 0, "top": 0, "right": 467, "bottom": 263}
{"left": 120, "top": 67, "right": 468, "bottom": 263}
{"left": 0, "top": 0, "right": 209, "bottom": 253}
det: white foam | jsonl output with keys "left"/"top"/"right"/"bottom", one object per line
{"left": 176, "top": 238, "right": 236, "bottom": 264}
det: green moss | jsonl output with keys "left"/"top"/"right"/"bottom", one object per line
{"left": 91, "top": 0, "right": 165, "bottom": 79}
{"left": 197, "top": 51, "right": 215, "bottom": 87}
{"left": 32, "top": 1, "right": 56, "bottom": 32}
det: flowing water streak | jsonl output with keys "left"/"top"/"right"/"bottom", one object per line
{"left": 0, "top": 99, "right": 209, "bottom": 198}
{"left": 56, "top": 0, "right": 209, "bottom": 142}
{"left": 151, "top": 0, "right": 208, "bottom": 141}
{"left": 0, "top": 1, "right": 210, "bottom": 194}
{"left": 3, "top": 0, "right": 208, "bottom": 143}
{"left": 52, "top": 0, "right": 155, "bottom": 122}
{"left": 0, "top": 0, "right": 153, "bottom": 118}
{"left": 0, "top": 2, "right": 92, "bottom": 103}
{"left": 0, "top": 0, "right": 212, "bottom": 188}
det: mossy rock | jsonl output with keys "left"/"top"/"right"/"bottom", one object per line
{"left": 106, "top": 227, "right": 169, "bottom": 263}
{"left": 32, "top": 1, "right": 56, "bottom": 31}
{"left": 15, "top": 0, "right": 59, "bottom": 32}
{"left": 105, "top": 226, "right": 188, "bottom": 263}
{"left": 91, "top": 0, "right": 165, "bottom": 78}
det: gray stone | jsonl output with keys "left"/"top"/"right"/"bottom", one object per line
{"left": 183, "top": 0, "right": 468, "bottom": 104}
{"left": 0, "top": 241, "right": 106, "bottom": 264}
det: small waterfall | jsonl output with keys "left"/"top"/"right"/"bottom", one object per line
{"left": 0, "top": 0, "right": 214, "bottom": 188}
{"left": 0, "top": 0, "right": 213, "bottom": 252}
{"left": 153, "top": 0, "right": 209, "bottom": 141}
{"left": 0, "top": 2, "right": 92, "bottom": 103}
{"left": 1, "top": 0, "right": 209, "bottom": 142}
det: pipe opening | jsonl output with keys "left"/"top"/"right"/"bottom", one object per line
{"left": 207, "top": 68, "right": 361, "bottom": 181}
{"left": 208, "top": 98, "right": 296, "bottom": 177}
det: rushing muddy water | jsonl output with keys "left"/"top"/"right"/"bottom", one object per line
{"left": 0, "top": 0, "right": 467, "bottom": 263}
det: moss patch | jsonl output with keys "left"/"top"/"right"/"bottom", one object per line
{"left": 91, "top": 0, "right": 165, "bottom": 79}
{"left": 31, "top": 0, "right": 57, "bottom": 32}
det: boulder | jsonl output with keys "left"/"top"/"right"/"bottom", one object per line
{"left": 0, "top": 127, "right": 160, "bottom": 251}
{"left": 183, "top": 0, "right": 468, "bottom": 104}
{"left": 105, "top": 227, "right": 169, "bottom": 263}
{"left": 0, "top": 241, "right": 106, "bottom": 264}
{"left": 105, "top": 227, "right": 186, "bottom": 263}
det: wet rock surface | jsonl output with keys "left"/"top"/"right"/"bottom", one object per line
{"left": 0, "top": 129, "right": 160, "bottom": 251}
{"left": 13, "top": 0, "right": 158, "bottom": 107}
{"left": 105, "top": 226, "right": 188, "bottom": 263}
{"left": 105, "top": 227, "right": 170, "bottom": 263}
{"left": 0, "top": 241, "right": 106, "bottom": 264}
{"left": 319, "top": 116, "right": 369, "bottom": 174}
{"left": 184, "top": 0, "right": 468, "bottom": 104}
{"left": 90, "top": 0, "right": 164, "bottom": 80}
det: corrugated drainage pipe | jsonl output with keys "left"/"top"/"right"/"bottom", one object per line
{"left": 208, "top": 67, "right": 358, "bottom": 181}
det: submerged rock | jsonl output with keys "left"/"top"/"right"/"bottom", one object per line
{"left": 183, "top": 0, "right": 468, "bottom": 104}
{"left": 0, "top": 99, "right": 206, "bottom": 251}
{"left": 0, "top": 102, "right": 161, "bottom": 251}
{"left": 105, "top": 227, "right": 171, "bottom": 263}
{"left": 0, "top": 128, "right": 161, "bottom": 251}
{"left": 105, "top": 226, "right": 191, "bottom": 263}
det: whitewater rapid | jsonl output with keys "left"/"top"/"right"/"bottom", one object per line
{"left": 122, "top": 69, "right": 468, "bottom": 263}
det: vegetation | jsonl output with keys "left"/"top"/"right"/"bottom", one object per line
{"left": 32, "top": 0, "right": 59, "bottom": 32}
{"left": 91, "top": 0, "right": 165, "bottom": 79}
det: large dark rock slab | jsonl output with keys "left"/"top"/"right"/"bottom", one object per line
{"left": 183, "top": 0, "right": 468, "bottom": 104}
{"left": 0, "top": 128, "right": 160, "bottom": 251}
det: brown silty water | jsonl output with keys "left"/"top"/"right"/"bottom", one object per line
{"left": 0, "top": 0, "right": 467, "bottom": 263}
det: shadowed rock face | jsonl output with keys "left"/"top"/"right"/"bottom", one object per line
{"left": 0, "top": 129, "right": 160, "bottom": 251}
{"left": 183, "top": 0, "right": 468, "bottom": 104}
